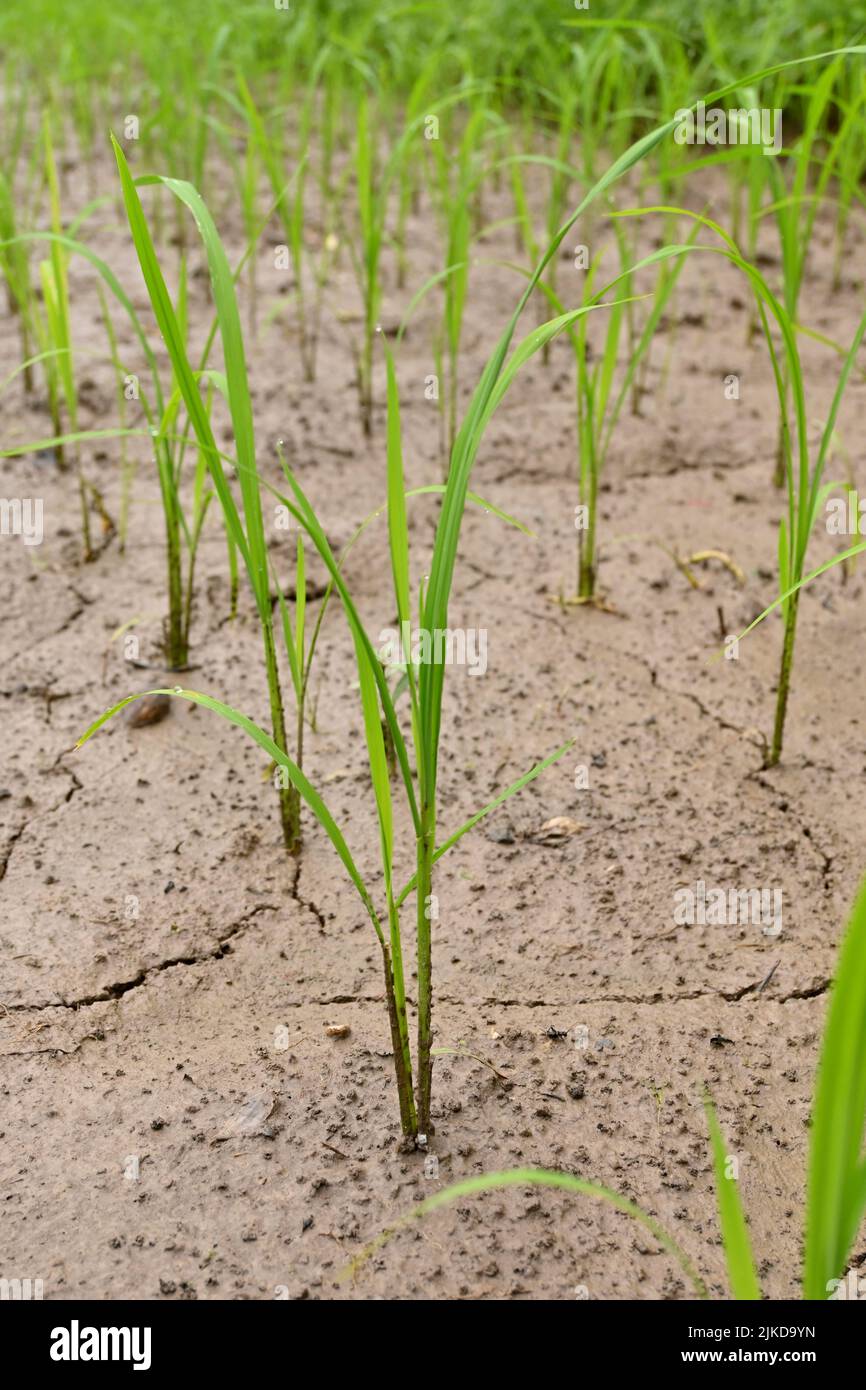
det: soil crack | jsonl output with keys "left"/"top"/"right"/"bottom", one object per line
{"left": 2, "top": 902, "right": 278, "bottom": 1013}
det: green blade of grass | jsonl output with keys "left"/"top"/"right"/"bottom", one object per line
{"left": 804, "top": 876, "right": 866, "bottom": 1298}
{"left": 343, "top": 1167, "right": 706, "bottom": 1297}
{"left": 704, "top": 1097, "right": 762, "bottom": 1300}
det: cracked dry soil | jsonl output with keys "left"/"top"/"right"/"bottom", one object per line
{"left": 2, "top": 156, "right": 866, "bottom": 1300}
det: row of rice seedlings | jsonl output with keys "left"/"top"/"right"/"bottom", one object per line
{"left": 8, "top": 2, "right": 864, "bottom": 213}
{"left": 356, "top": 871, "right": 866, "bottom": 1300}
{"left": 0, "top": 108, "right": 118, "bottom": 561}
{"left": 9, "top": 48, "right": 865, "bottom": 774}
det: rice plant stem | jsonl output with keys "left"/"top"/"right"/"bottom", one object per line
{"left": 163, "top": 508, "right": 185, "bottom": 668}
{"left": 385, "top": 893, "right": 417, "bottom": 1137}
{"left": 768, "top": 591, "right": 799, "bottom": 768}
{"left": 262, "top": 617, "right": 301, "bottom": 855}
{"left": 578, "top": 445, "right": 598, "bottom": 599}
{"left": 79, "top": 480, "right": 94, "bottom": 562}
{"left": 415, "top": 803, "right": 436, "bottom": 1133}
{"left": 153, "top": 435, "right": 186, "bottom": 668}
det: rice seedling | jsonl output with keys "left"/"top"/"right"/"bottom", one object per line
{"left": 348, "top": 89, "right": 384, "bottom": 437}
{"left": 605, "top": 184, "right": 866, "bottom": 766}
{"left": 830, "top": 66, "right": 866, "bottom": 290}
{"left": 426, "top": 97, "right": 504, "bottom": 463}
{"left": 705, "top": 870, "right": 866, "bottom": 1299}
{"left": 561, "top": 221, "right": 693, "bottom": 602}
{"left": 76, "top": 250, "right": 580, "bottom": 1143}
{"left": 78, "top": 343, "right": 573, "bottom": 1143}
{"left": 95, "top": 283, "right": 135, "bottom": 554}
{"left": 107, "top": 138, "right": 305, "bottom": 854}
{"left": 535, "top": 76, "right": 581, "bottom": 363}
{"left": 354, "top": 869, "right": 866, "bottom": 1299}
{"left": 759, "top": 55, "right": 853, "bottom": 487}
{"left": 35, "top": 115, "right": 116, "bottom": 562}
{"left": 0, "top": 155, "right": 40, "bottom": 396}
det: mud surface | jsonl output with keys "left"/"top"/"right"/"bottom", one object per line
{"left": 2, "top": 149, "right": 865, "bottom": 1299}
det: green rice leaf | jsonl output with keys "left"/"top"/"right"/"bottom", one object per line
{"left": 804, "top": 877, "right": 866, "bottom": 1298}
{"left": 704, "top": 1096, "right": 762, "bottom": 1300}
{"left": 344, "top": 1167, "right": 706, "bottom": 1296}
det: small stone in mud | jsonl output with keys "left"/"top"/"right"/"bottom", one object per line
{"left": 324, "top": 1023, "right": 351, "bottom": 1038}
{"left": 568, "top": 1083, "right": 585, "bottom": 1100}
{"left": 534, "top": 817, "right": 585, "bottom": 844}
{"left": 127, "top": 693, "right": 171, "bottom": 729}
{"left": 150, "top": 1117, "right": 167, "bottom": 1130}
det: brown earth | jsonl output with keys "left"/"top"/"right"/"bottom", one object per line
{"left": 1, "top": 144, "right": 865, "bottom": 1300}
